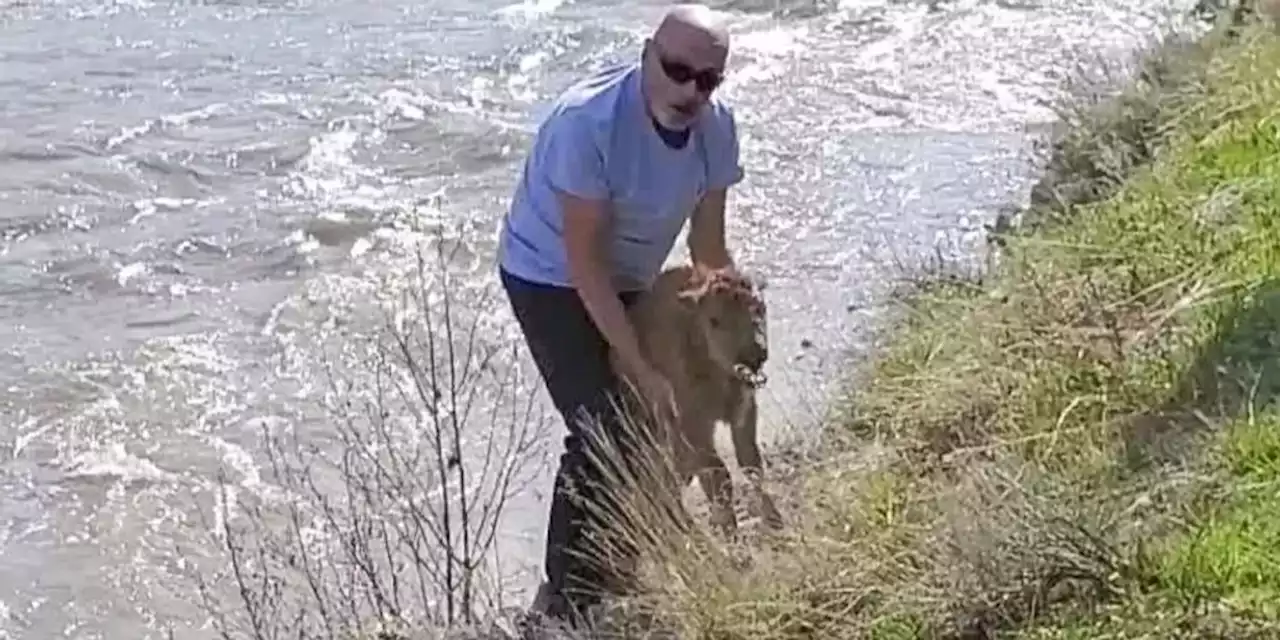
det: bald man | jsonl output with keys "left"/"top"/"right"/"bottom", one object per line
{"left": 496, "top": 3, "right": 744, "bottom": 631}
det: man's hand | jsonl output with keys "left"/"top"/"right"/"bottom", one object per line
{"left": 634, "top": 363, "right": 679, "bottom": 427}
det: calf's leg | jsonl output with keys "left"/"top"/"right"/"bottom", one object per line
{"left": 730, "top": 391, "right": 784, "bottom": 530}
{"left": 688, "top": 420, "right": 736, "bottom": 536}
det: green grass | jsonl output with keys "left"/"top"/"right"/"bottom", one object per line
{"left": 616, "top": 15, "right": 1280, "bottom": 640}
{"left": 1014, "top": 411, "right": 1280, "bottom": 639}
{"left": 1156, "top": 414, "right": 1280, "bottom": 619}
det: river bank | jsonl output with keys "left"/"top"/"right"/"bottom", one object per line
{"left": 624, "top": 11, "right": 1280, "bottom": 639}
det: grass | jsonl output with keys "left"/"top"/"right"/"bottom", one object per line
{"left": 608, "top": 13, "right": 1280, "bottom": 640}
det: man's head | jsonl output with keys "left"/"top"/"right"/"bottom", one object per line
{"left": 640, "top": 4, "right": 731, "bottom": 131}
{"left": 677, "top": 266, "right": 769, "bottom": 387}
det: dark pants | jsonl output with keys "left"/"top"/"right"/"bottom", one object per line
{"left": 499, "top": 267, "right": 645, "bottom": 620}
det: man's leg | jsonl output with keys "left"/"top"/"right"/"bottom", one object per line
{"left": 499, "top": 268, "right": 641, "bottom": 624}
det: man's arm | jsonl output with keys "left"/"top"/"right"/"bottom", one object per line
{"left": 687, "top": 187, "right": 732, "bottom": 269}
{"left": 561, "top": 192, "right": 651, "bottom": 380}
{"left": 688, "top": 105, "right": 745, "bottom": 270}
{"left": 540, "top": 113, "right": 652, "bottom": 380}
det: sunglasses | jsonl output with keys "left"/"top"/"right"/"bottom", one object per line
{"left": 656, "top": 53, "right": 723, "bottom": 93}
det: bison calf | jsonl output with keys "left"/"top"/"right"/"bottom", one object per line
{"left": 614, "top": 264, "right": 784, "bottom": 537}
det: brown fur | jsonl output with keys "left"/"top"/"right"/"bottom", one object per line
{"left": 613, "top": 264, "right": 784, "bottom": 536}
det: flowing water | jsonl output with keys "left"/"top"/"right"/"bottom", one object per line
{"left": 1, "top": 0, "right": 1201, "bottom": 637}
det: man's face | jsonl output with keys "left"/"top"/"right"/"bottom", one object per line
{"left": 643, "top": 35, "right": 727, "bottom": 131}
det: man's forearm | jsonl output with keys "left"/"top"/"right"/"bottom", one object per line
{"left": 570, "top": 264, "right": 650, "bottom": 380}
{"left": 556, "top": 189, "right": 650, "bottom": 381}
{"left": 692, "top": 244, "right": 732, "bottom": 270}
{"left": 688, "top": 188, "right": 733, "bottom": 269}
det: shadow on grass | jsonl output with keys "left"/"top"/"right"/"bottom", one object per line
{"left": 1025, "top": 280, "right": 1280, "bottom": 638}
{"left": 1119, "top": 279, "right": 1280, "bottom": 473}
{"left": 1180, "top": 278, "right": 1280, "bottom": 415}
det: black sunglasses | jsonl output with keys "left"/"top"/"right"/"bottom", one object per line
{"left": 657, "top": 55, "right": 723, "bottom": 93}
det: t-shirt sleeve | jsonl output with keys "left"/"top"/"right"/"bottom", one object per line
{"left": 707, "top": 105, "right": 745, "bottom": 190}
{"left": 540, "top": 111, "right": 609, "bottom": 201}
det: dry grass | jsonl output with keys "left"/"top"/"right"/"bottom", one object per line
{"left": 588, "top": 14, "right": 1280, "bottom": 640}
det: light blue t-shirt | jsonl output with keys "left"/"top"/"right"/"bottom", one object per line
{"left": 498, "top": 61, "right": 745, "bottom": 292}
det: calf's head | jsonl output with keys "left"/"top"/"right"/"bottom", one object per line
{"left": 677, "top": 267, "right": 769, "bottom": 387}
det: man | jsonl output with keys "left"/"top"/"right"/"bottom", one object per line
{"left": 496, "top": 2, "right": 744, "bottom": 631}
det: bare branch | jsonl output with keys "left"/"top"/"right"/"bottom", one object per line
{"left": 189, "top": 218, "right": 553, "bottom": 638}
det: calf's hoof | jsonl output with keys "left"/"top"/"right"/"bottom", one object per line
{"left": 709, "top": 506, "right": 738, "bottom": 538}
{"left": 757, "top": 495, "right": 785, "bottom": 532}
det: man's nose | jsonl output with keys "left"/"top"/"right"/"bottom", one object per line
{"left": 676, "top": 78, "right": 700, "bottom": 100}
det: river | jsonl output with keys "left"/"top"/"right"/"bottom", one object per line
{"left": 0, "top": 0, "right": 1197, "bottom": 637}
